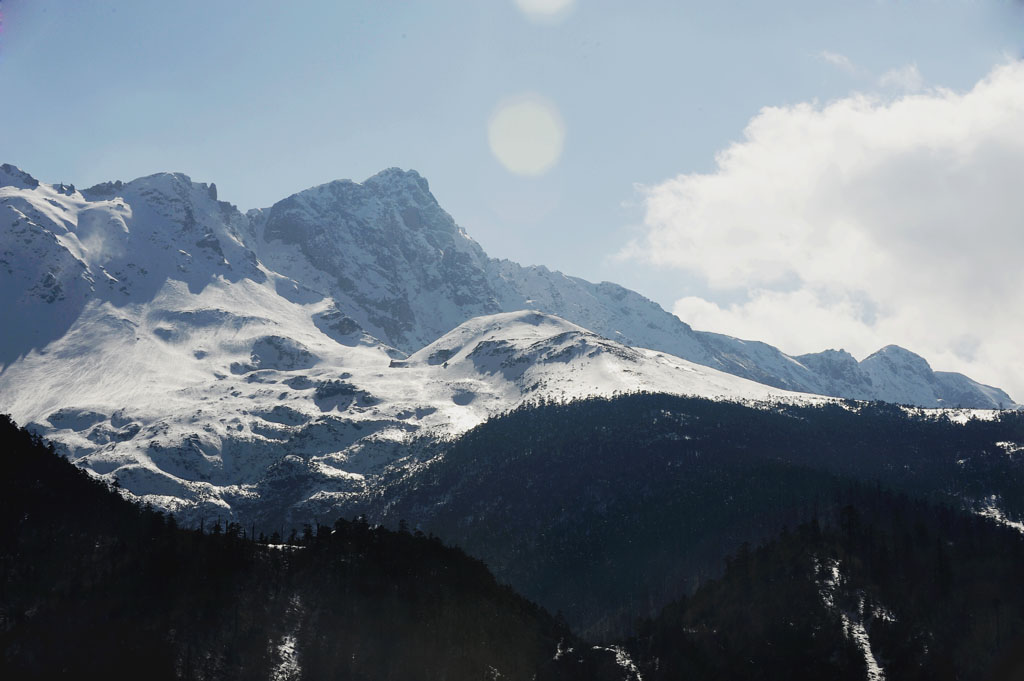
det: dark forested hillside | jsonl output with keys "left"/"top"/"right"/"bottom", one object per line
{"left": 0, "top": 414, "right": 626, "bottom": 681}
{"left": 373, "top": 394, "right": 1024, "bottom": 636}
{"left": 628, "top": 487, "right": 1024, "bottom": 681}
{"left": 6, "top": 395, "right": 1024, "bottom": 680}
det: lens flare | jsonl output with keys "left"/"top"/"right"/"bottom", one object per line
{"left": 514, "top": 0, "right": 576, "bottom": 23}
{"left": 487, "top": 94, "right": 566, "bottom": 176}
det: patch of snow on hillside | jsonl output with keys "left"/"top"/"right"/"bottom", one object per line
{"left": 816, "top": 557, "right": 886, "bottom": 681}
{"left": 995, "top": 441, "right": 1023, "bottom": 456}
{"left": 591, "top": 645, "right": 643, "bottom": 681}
{"left": 977, "top": 496, "right": 1024, "bottom": 534}
{"left": 272, "top": 594, "right": 303, "bottom": 681}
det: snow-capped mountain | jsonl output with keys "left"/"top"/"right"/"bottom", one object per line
{"left": 0, "top": 163, "right": 1016, "bottom": 518}
{"left": 244, "top": 166, "right": 1014, "bottom": 409}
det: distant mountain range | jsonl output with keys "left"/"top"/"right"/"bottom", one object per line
{"left": 245, "top": 166, "right": 1014, "bottom": 408}
{"left": 0, "top": 163, "right": 1016, "bottom": 518}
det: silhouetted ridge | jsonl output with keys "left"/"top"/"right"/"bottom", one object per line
{"left": 0, "top": 414, "right": 624, "bottom": 680}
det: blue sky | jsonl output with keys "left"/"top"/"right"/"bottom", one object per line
{"left": 2, "top": 0, "right": 1023, "bottom": 394}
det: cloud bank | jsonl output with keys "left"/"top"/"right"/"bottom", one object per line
{"left": 626, "top": 61, "right": 1024, "bottom": 400}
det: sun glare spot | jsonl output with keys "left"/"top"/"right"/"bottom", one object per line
{"left": 514, "top": 0, "right": 576, "bottom": 24}
{"left": 488, "top": 94, "right": 566, "bottom": 176}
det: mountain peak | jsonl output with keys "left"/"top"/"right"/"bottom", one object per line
{"left": 0, "top": 163, "right": 40, "bottom": 190}
{"left": 364, "top": 167, "right": 429, "bottom": 190}
{"left": 795, "top": 348, "right": 860, "bottom": 372}
{"left": 857, "top": 345, "right": 940, "bottom": 404}
{"left": 361, "top": 167, "right": 434, "bottom": 205}
{"left": 864, "top": 344, "right": 931, "bottom": 368}
{"left": 268, "top": 168, "right": 436, "bottom": 217}
{"left": 798, "top": 348, "right": 857, "bottom": 362}
{"left": 127, "top": 171, "right": 196, "bottom": 192}
{"left": 408, "top": 310, "right": 586, "bottom": 366}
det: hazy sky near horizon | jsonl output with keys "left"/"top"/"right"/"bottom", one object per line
{"left": 1, "top": 0, "right": 1023, "bottom": 397}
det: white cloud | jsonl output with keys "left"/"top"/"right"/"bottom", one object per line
{"left": 818, "top": 50, "right": 860, "bottom": 75}
{"left": 878, "top": 63, "right": 925, "bottom": 92}
{"left": 673, "top": 290, "right": 881, "bottom": 358}
{"left": 626, "top": 61, "right": 1024, "bottom": 399}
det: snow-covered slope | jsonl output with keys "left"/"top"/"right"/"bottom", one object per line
{"left": 246, "top": 167, "right": 1014, "bottom": 409}
{"left": 5, "top": 163, "right": 1008, "bottom": 410}
{"left": 401, "top": 310, "right": 801, "bottom": 408}
{"left": 0, "top": 165, "right": 266, "bottom": 369}
{"left": 0, "top": 163, "right": 1017, "bottom": 519}
{"left": 0, "top": 295, "right": 811, "bottom": 520}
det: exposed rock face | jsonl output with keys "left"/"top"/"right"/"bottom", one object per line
{"left": 253, "top": 169, "right": 501, "bottom": 350}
